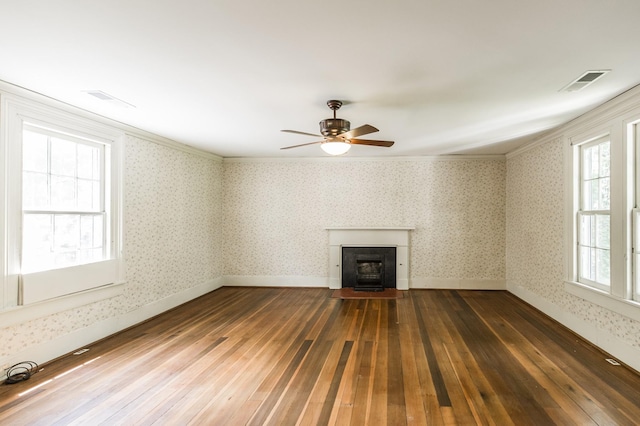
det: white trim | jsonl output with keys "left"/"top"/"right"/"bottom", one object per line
{"left": 509, "top": 283, "right": 640, "bottom": 373}
{"left": 223, "top": 275, "right": 328, "bottom": 288}
{"left": 221, "top": 276, "right": 506, "bottom": 290}
{"left": 21, "top": 260, "right": 120, "bottom": 305}
{"left": 327, "top": 228, "right": 412, "bottom": 290}
{"left": 325, "top": 226, "right": 415, "bottom": 231}
{"left": 565, "top": 280, "right": 640, "bottom": 322}
{"left": 222, "top": 155, "right": 506, "bottom": 164}
{"left": 0, "top": 282, "right": 124, "bottom": 328}
{"left": 410, "top": 278, "right": 506, "bottom": 290}
{"left": 0, "top": 277, "right": 223, "bottom": 371}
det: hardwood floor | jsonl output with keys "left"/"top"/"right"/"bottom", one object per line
{"left": 1, "top": 287, "right": 640, "bottom": 425}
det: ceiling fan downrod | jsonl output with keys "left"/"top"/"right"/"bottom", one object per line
{"left": 320, "top": 100, "right": 349, "bottom": 137}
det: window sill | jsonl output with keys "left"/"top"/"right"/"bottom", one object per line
{"left": 565, "top": 280, "right": 640, "bottom": 322}
{"left": 0, "top": 281, "right": 125, "bottom": 328}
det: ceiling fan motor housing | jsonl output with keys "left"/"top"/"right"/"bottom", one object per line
{"left": 319, "top": 119, "right": 350, "bottom": 137}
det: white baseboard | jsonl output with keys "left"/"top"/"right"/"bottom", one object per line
{"left": 223, "top": 275, "right": 328, "bottom": 288}
{"left": 224, "top": 276, "right": 504, "bottom": 290}
{"left": 410, "top": 278, "right": 506, "bottom": 290}
{"left": 1, "top": 277, "right": 223, "bottom": 371}
{"left": 508, "top": 283, "right": 640, "bottom": 374}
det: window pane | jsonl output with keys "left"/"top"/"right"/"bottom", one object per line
{"left": 23, "top": 171, "right": 49, "bottom": 209}
{"left": 54, "top": 251, "right": 77, "bottom": 267}
{"left": 22, "top": 214, "right": 53, "bottom": 273}
{"left": 582, "top": 180, "right": 595, "bottom": 210}
{"left": 53, "top": 214, "right": 80, "bottom": 251}
{"left": 51, "top": 175, "right": 76, "bottom": 209}
{"left": 94, "top": 215, "right": 103, "bottom": 247}
{"left": 78, "top": 248, "right": 103, "bottom": 264}
{"left": 596, "top": 248, "right": 610, "bottom": 285}
{"left": 50, "top": 137, "right": 76, "bottom": 177}
{"left": 596, "top": 215, "right": 610, "bottom": 249}
{"left": 23, "top": 214, "right": 53, "bottom": 252}
{"left": 23, "top": 130, "right": 48, "bottom": 173}
{"left": 580, "top": 246, "right": 594, "bottom": 281}
{"left": 600, "top": 141, "right": 610, "bottom": 178}
{"left": 77, "top": 179, "right": 95, "bottom": 211}
{"left": 583, "top": 145, "right": 598, "bottom": 179}
{"left": 93, "top": 181, "right": 100, "bottom": 210}
{"left": 79, "top": 215, "right": 103, "bottom": 250}
{"left": 580, "top": 215, "right": 593, "bottom": 246}
{"left": 77, "top": 144, "right": 100, "bottom": 179}
{"left": 599, "top": 177, "right": 610, "bottom": 210}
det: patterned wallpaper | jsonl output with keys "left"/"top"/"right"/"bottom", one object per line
{"left": 223, "top": 158, "right": 506, "bottom": 282}
{"left": 122, "top": 136, "right": 223, "bottom": 309}
{"left": 506, "top": 139, "right": 565, "bottom": 303}
{"left": 0, "top": 135, "right": 224, "bottom": 360}
{"left": 506, "top": 138, "right": 640, "bottom": 351}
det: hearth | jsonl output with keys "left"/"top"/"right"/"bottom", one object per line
{"left": 342, "top": 247, "right": 396, "bottom": 291}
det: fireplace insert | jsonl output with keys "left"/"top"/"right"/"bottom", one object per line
{"left": 342, "top": 247, "right": 396, "bottom": 291}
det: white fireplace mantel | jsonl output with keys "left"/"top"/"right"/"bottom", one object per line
{"left": 326, "top": 227, "right": 414, "bottom": 290}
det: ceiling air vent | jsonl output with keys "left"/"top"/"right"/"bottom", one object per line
{"left": 561, "top": 70, "right": 610, "bottom": 92}
{"left": 83, "top": 90, "right": 135, "bottom": 108}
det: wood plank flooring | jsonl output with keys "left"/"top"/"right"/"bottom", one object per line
{"left": 1, "top": 287, "right": 640, "bottom": 425}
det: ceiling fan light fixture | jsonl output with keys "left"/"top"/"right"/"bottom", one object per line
{"left": 321, "top": 140, "right": 351, "bottom": 155}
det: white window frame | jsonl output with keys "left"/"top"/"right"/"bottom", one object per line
{"left": 576, "top": 136, "right": 611, "bottom": 291}
{"left": 633, "top": 121, "right": 640, "bottom": 302}
{"left": 21, "top": 124, "right": 109, "bottom": 274}
{"left": 565, "top": 112, "right": 640, "bottom": 322}
{"left": 0, "top": 93, "right": 124, "bottom": 315}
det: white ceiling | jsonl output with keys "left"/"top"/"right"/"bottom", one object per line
{"left": 2, "top": 0, "right": 640, "bottom": 157}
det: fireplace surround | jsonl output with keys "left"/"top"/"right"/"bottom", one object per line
{"left": 326, "top": 227, "right": 413, "bottom": 290}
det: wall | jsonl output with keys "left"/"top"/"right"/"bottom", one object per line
{"left": 506, "top": 89, "right": 640, "bottom": 372}
{"left": 0, "top": 111, "right": 224, "bottom": 368}
{"left": 223, "top": 157, "right": 506, "bottom": 289}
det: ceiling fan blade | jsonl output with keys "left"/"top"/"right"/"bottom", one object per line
{"left": 338, "top": 124, "right": 378, "bottom": 140}
{"left": 350, "top": 138, "right": 394, "bottom": 147}
{"left": 281, "top": 129, "right": 323, "bottom": 137}
{"left": 280, "top": 140, "right": 324, "bottom": 150}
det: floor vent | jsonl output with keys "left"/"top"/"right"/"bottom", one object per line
{"left": 605, "top": 358, "right": 621, "bottom": 366}
{"left": 561, "top": 70, "right": 610, "bottom": 92}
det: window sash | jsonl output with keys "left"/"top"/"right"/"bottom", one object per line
{"left": 22, "top": 125, "right": 106, "bottom": 214}
{"left": 577, "top": 211, "right": 611, "bottom": 290}
{"left": 577, "top": 137, "right": 611, "bottom": 290}
{"left": 633, "top": 209, "right": 640, "bottom": 301}
{"left": 21, "top": 211, "right": 107, "bottom": 274}
{"left": 21, "top": 124, "right": 110, "bottom": 274}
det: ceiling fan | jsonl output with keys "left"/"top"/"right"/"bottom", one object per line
{"left": 280, "top": 100, "right": 394, "bottom": 155}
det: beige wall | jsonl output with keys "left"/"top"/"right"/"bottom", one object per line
{"left": 223, "top": 157, "right": 506, "bottom": 287}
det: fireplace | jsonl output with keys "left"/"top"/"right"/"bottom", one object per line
{"left": 327, "top": 227, "right": 413, "bottom": 290}
{"left": 342, "top": 247, "right": 396, "bottom": 291}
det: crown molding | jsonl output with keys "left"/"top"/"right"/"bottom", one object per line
{"left": 222, "top": 154, "right": 505, "bottom": 164}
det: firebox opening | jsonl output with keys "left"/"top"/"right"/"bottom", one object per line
{"left": 342, "top": 247, "right": 396, "bottom": 291}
